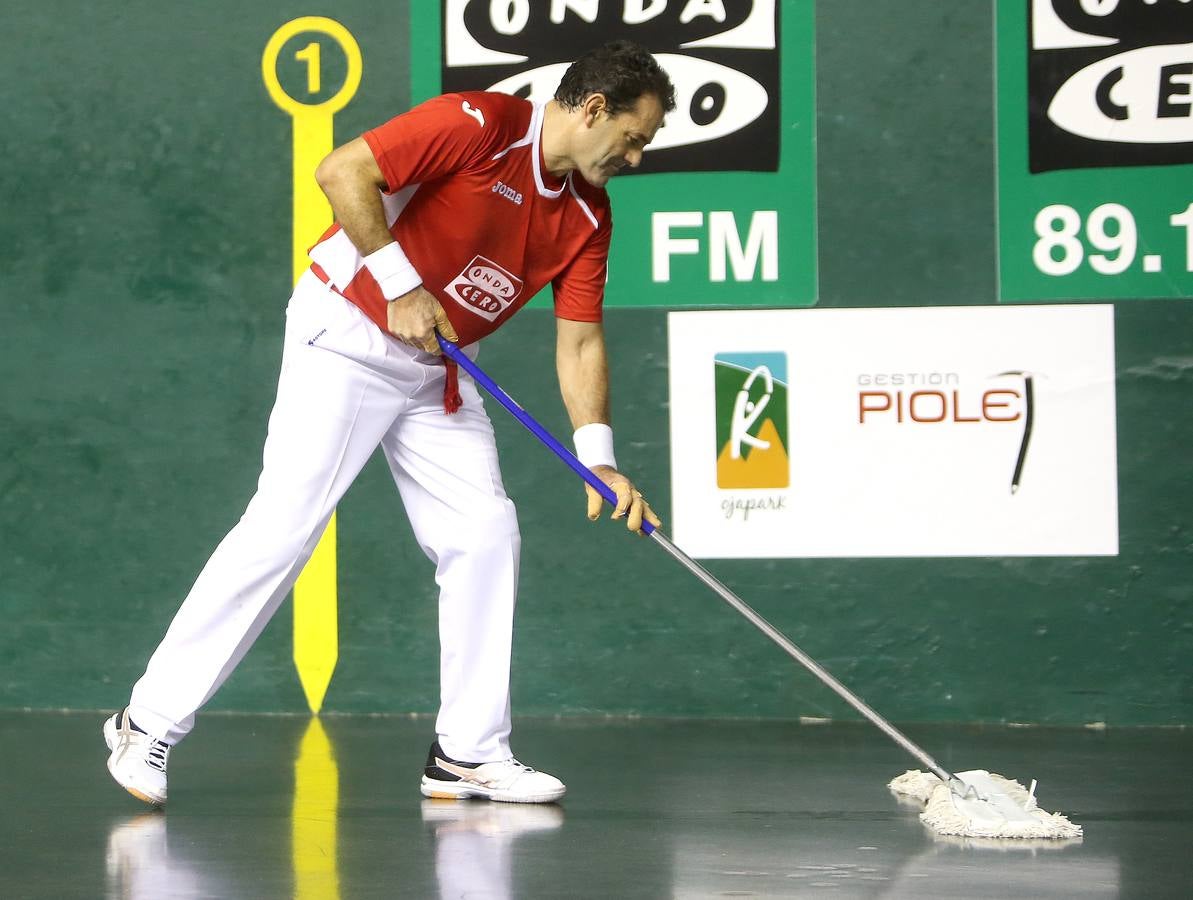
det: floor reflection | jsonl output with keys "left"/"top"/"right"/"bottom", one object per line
{"left": 292, "top": 717, "right": 340, "bottom": 900}
{"left": 884, "top": 838, "right": 1118, "bottom": 898}
{"left": 422, "top": 800, "right": 564, "bottom": 900}
{"left": 49, "top": 715, "right": 1186, "bottom": 900}
{"left": 105, "top": 812, "right": 206, "bottom": 900}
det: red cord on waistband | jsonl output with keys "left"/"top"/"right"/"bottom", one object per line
{"left": 442, "top": 359, "right": 462, "bottom": 414}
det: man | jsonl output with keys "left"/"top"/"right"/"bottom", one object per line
{"left": 103, "top": 41, "right": 675, "bottom": 806}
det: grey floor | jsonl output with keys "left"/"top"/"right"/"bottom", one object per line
{"left": 1, "top": 712, "right": 1190, "bottom": 899}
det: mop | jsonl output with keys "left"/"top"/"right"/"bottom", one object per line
{"left": 436, "top": 336, "right": 1082, "bottom": 842}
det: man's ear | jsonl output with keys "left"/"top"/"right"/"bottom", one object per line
{"left": 581, "top": 92, "right": 608, "bottom": 127}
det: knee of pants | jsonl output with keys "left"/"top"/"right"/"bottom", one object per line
{"left": 234, "top": 490, "right": 331, "bottom": 566}
{"left": 444, "top": 497, "right": 520, "bottom": 562}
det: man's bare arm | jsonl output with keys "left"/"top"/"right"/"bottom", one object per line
{"left": 556, "top": 318, "right": 660, "bottom": 532}
{"left": 314, "top": 138, "right": 457, "bottom": 353}
{"left": 556, "top": 318, "right": 611, "bottom": 430}
{"left": 313, "top": 137, "right": 394, "bottom": 255}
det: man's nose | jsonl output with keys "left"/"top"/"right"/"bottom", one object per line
{"left": 626, "top": 148, "right": 643, "bottom": 168}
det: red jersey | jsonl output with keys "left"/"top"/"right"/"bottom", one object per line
{"left": 308, "top": 92, "right": 612, "bottom": 347}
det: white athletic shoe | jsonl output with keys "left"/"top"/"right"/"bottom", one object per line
{"left": 420, "top": 741, "right": 566, "bottom": 804}
{"left": 104, "top": 709, "right": 170, "bottom": 806}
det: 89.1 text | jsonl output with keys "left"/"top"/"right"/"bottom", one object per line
{"left": 1033, "top": 202, "right": 1193, "bottom": 276}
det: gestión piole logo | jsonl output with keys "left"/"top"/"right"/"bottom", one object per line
{"left": 441, "top": 0, "right": 780, "bottom": 173}
{"left": 1029, "top": 0, "right": 1193, "bottom": 172}
{"left": 856, "top": 370, "right": 1039, "bottom": 495}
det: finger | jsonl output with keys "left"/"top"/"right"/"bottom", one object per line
{"left": 418, "top": 326, "right": 440, "bottom": 354}
{"left": 433, "top": 305, "right": 460, "bottom": 343}
{"left": 627, "top": 491, "right": 644, "bottom": 532}
{"left": 611, "top": 481, "right": 631, "bottom": 519}
{"left": 585, "top": 484, "right": 602, "bottom": 521}
{"left": 385, "top": 316, "right": 414, "bottom": 347}
{"left": 642, "top": 498, "right": 662, "bottom": 528}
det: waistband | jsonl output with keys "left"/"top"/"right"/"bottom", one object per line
{"left": 308, "top": 263, "right": 462, "bottom": 415}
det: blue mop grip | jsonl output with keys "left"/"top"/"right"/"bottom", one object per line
{"left": 437, "top": 333, "right": 656, "bottom": 535}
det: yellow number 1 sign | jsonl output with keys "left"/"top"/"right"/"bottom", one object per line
{"left": 262, "top": 18, "right": 362, "bottom": 714}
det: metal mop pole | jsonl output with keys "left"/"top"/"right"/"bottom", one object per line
{"left": 438, "top": 335, "right": 960, "bottom": 790}
{"left": 646, "top": 529, "right": 956, "bottom": 785}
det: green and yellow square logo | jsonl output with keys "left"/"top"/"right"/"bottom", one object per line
{"left": 713, "top": 353, "right": 789, "bottom": 489}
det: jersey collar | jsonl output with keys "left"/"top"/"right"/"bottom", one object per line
{"left": 531, "top": 102, "right": 568, "bottom": 199}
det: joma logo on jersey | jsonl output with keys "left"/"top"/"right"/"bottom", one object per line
{"left": 492, "top": 180, "right": 523, "bottom": 205}
{"left": 714, "top": 352, "right": 789, "bottom": 490}
{"left": 445, "top": 255, "right": 524, "bottom": 321}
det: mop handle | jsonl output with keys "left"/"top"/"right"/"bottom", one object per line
{"left": 646, "top": 529, "right": 958, "bottom": 787}
{"left": 437, "top": 335, "right": 655, "bottom": 534}
{"left": 437, "top": 334, "right": 953, "bottom": 787}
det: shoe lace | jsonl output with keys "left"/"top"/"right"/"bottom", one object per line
{"left": 145, "top": 739, "right": 170, "bottom": 773}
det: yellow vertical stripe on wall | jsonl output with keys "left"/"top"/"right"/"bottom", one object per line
{"left": 290, "top": 110, "right": 339, "bottom": 714}
{"left": 262, "top": 17, "right": 362, "bottom": 714}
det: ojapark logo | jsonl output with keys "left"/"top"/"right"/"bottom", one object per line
{"left": 441, "top": 0, "right": 780, "bottom": 173}
{"left": 1028, "top": 0, "right": 1193, "bottom": 172}
{"left": 857, "top": 370, "right": 1039, "bottom": 494}
{"left": 444, "top": 255, "right": 524, "bottom": 321}
{"left": 714, "top": 353, "right": 789, "bottom": 487}
{"left": 713, "top": 352, "right": 788, "bottom": 521}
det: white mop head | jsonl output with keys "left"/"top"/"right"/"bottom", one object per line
{"left": 889, "top": 769, "right": 1082, "bottom": 840}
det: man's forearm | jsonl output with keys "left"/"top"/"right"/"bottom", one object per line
{"left": 314, "top": 139, "right": 395, "bottom": 256}
{"left": 315, "top": 138, "right": 422, "bottom": 299}
{"left": 556, "top": 321, "right": 611, "bottom": 429}
{"left": 316, "top": 171, "right": 393, "bottom": 255}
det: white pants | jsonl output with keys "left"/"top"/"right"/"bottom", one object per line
{"left": 129, "top": 272, "right": 520, "bottom": 762}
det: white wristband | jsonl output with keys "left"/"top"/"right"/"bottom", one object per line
{"left": 363, "top": 241, "right": 422, "bottom": 300}
{"left": 574, "top": 423, "right": 617, "bottom": 470}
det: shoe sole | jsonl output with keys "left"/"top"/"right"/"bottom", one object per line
{"left": 420, "top": 776, "right": 565, "bottom": 804}
{"left": 103, "top": 716, "right": 167, "bottom": 807}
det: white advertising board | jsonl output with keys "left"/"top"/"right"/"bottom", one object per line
{"left": 668, "top": 306, "right": 1118, "bottom": 558}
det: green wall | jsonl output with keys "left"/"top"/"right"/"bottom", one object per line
{"left": 1, "top": 2, "right": 1189, "bottom": 727}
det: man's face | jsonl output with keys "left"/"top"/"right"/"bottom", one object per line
{"left": 574, "top": 92, "right": 665, "bottom": 188}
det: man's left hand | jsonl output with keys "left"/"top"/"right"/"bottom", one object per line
{"left": 585, "top": 465, "right": 661, "bottom": 534}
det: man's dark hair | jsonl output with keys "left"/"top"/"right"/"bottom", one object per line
{"left": 555, "top": 40, "right": 676, "bottom": 116}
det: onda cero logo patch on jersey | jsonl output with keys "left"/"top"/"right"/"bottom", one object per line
{"left": 444, "top": 255, "right": 524, "bottom": 321}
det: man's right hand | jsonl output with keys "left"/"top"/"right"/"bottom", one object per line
{"left": 386, "top": 287, "right": 459, "bottom": 354}
{"left": 585, "top": 465, "right": 661, "bottom": 534}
